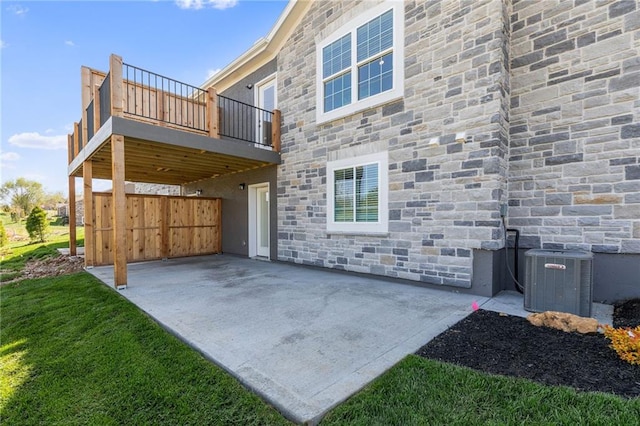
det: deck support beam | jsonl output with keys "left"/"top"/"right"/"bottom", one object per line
{"left": 68, "top": 175, "right": 77, "bottom": 256}
{"left": 83, "top": 160, "right": 94, "bottom": 268}
{"left": 111, "top": 134, "right": 127, "bottom": 289}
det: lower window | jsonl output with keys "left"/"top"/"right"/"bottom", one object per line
{"left": 327, "top": 151, "right": 388, "bottom": 234}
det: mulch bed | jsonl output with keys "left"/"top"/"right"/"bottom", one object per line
{"left": 416, "top": 299, "right": 640, "bottom": 399}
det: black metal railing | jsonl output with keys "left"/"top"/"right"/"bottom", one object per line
{"left": 99, "top": 73, "right": 111, "bottom": 126}
{"left": 87, "top": 100, "right": 95, "bottom": 140}
{"left": 218, "top": 95, "right": 273, "bottom": 147}
{"left": 77, "top": 118, "right": 83, "bottom": 152}
{"left": 123, "top": 63, "right": 207, "bottom": 132}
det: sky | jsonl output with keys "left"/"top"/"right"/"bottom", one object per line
{"left": 0, "top": 0, "right": 288, "bottom": 198}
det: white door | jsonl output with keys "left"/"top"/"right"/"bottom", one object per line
{"left": 256, "top": 186, "right": 270, "bottom": 257}
{"left": 256, "top": 75, "right": 276, "bottom": 147}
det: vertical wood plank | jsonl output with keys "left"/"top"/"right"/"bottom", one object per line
{"left": 160, "top": 196, "right": 169, "bottom": 259}
{"left": 111, "top": 134, "right": 127, "bottom": 288}
{"left": 217, "top": 198, "right": 222, "bottom": 253}
{"left": 83, "top": 161, "right": 94, "bottom": 267}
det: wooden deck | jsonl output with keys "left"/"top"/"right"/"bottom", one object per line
{"left": 67, "top": 54, "right": 281, "bottom": 288}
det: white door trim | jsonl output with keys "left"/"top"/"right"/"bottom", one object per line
{"left": 248, "top": 182, "right": 270, "bottom": 259}
{"left": 254, "top": 74, "right": 277, "bottom": 148}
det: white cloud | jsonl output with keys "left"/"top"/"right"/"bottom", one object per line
{"left": 206, "top": 68, "right": 221, "bottom": 79}
{"left": 175, "top": 0, "right": 238, "bottom": 10}
{"left": 1, "top": 152, "right": 21, "bottom": 162}
{"left": 8, "top": 132, "right": 67, "bottom": 150}
{"left": 0, "top": 40, "right": 7, "bottom": 49}
{"left": 0, "top": 151, "right": 21, "bottom": 170}
{"left": 7, "top": 4, "right": 29, "bottom": 15}
{"left": 65, "top": 40, "right": 75, "bottom": 46}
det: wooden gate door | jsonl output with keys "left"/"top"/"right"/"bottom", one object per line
{"left": 92, "top": 193, "right": 221, "bottom": 266}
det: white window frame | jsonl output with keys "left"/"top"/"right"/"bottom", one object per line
{"left": 316, "top": 1, "right": 404, "bottom": 124}
{"left": 327, "top": 151, "right": 388, "bottom": 234}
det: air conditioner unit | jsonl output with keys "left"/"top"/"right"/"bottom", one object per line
{"left": 524, "top": 249, "right": 593, "bottom": 317}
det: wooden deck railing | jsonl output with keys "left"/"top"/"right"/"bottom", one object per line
{"left": 68, "top": 54, "right": 281, "bottom": 163}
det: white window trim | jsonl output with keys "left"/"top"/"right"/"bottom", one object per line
{"left": 327, "top": 151, "right": 388, "bottom": 234}
{"left": 316, "top": 1, "right": 404, "bottom": 125}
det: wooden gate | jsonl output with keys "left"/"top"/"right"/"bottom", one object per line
{"left": 92, "top": 192, "right": 221, "bottom": 266}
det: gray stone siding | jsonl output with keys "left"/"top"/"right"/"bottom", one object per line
{"left": 509, "top": 0, "right": 640, "bottom": 254}
{"left": 276, "top": 0, "right": 512, "bottom": 288}
{"left": 129, "top": 182, "right": 180, "bottom": 196}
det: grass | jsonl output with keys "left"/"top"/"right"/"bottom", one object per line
{"left": 1, "top": 273, "right": 291, "bottom": 425}
{"left": 322, "top": 356, "right": 640, "bottom": 425}
{"left": 0, "top": 214, "right": 84, "bottom": 281}
{"left": 2, "top": 241, "right": 638, "bottom": 424}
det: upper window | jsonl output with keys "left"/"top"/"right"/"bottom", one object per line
{"left": 327, "top": 151, "right": 388, "bottom": 234}
{"left": 316, "top": 2, "right": 404, "bottom": 124}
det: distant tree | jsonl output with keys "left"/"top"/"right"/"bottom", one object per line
{"left": 0, "top": 221, "right": 7, "bottom": 247}
{"left": 26, "top": 207, "right": 49, "bottom": 243}
{"left": 42, "top": 191, "right": 66, "bottom": 210}
{"left": 0, "top": 178, "right": 45, "bottom": 219}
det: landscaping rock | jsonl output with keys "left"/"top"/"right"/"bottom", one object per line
{"left": 527, "top": 311, "right": 599, "bottom": 334}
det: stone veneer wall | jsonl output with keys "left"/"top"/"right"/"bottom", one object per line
{"left": 508, "top": 0, "right": 640, "bottom": 254}
{"left": 131, "top": 182, "right": 180, "bottom": 196}
{"left": 276, "top": 0, "right": 512, "bottom": 288}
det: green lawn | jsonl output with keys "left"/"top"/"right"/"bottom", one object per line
{"left": 1, "top": 273, "right": 291, "bottom": 425}
{"left": 322, "top": 356, "right": 640, "bottom": 425}
{"left": 0, "top": 215, "right": 83, "bottom": 281}
{"left": 2, "top": 241, "right": 638, "bottom": 424}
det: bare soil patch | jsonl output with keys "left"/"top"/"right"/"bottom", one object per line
{"left": 1, "top": 255, "right": 84, "bottom": 284}
{"left": 416, "top": 303, "right": 640, "bottom": 399}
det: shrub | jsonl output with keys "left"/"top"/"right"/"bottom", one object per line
{"left": 603, "top": 325, "right": 640, "bottom": 366}
{"left": 26, "top": 207, "right": 50, "bottom": 243}
{"left": 0, "top": 221, "right": 7, "bottom": 247}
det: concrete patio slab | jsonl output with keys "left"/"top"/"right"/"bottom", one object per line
{"left": 89, "top": 255, "right": 486, "bottom": 424}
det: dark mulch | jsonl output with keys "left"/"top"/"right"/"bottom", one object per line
{"left": 615, "top": 299, "right": 640, "bottom": 328}
{"left": 416, "top": 299, "right": 640, "bottom": 399}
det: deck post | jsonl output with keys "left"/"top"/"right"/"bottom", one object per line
{"left": 73, "top": 122, "right": 80, "bottom": 155}
{"left": 111, "top": 134, "right": 127, "bottom": 289}
{"left": 207, "top": 87, "right": 219, "bottom": 138}
{"left": 81, "top": 67, "right": 91, "bottom": 149}
{"left": 110, "top": 54, "right": 124, "bottom": 117}
{"left": 83, "top": 160, "right": 94, "bottom": 268}
{"left": 67, "top": 134, "right": 73, "bottom": 165}
{"left": 68, "top": 175, "right": 77, "bottom": 256}
{"left": 272, "top": 109, "right": 281, "bottom": 153}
